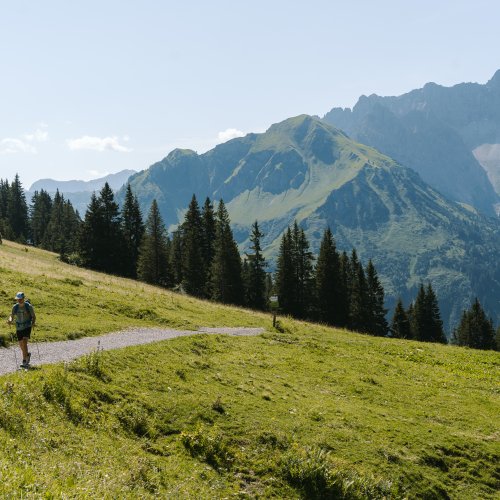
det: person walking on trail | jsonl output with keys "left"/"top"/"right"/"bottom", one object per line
{"left": 8, "top": 292, "right": 36, "bottom": 368}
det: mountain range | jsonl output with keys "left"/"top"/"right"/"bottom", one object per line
{"left": 121, "top": 115, "right": 500, "bottom": 331}
{"left": 28, "top": 169, "right": 136, "bottom": 214}
{"left": 323, "top": 70, "right": 500, "bottom": 216}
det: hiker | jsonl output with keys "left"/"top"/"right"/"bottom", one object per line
{"left": 8, "top": 292, "right": 36, "bottom": 368}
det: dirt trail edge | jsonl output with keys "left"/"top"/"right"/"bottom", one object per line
{"left": 0, "top": 327, "right": 265, "bottom": 376}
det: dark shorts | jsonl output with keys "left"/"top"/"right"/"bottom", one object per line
{"left": 16, "top": 327, "right": 32, "bottom": 341}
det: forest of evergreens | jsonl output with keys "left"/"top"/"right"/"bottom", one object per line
{"left": 1, "top": 174, "right": 497, "bottom": 350}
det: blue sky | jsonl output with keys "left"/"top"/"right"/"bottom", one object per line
{"left": 1, "top": 0, "right": 499, "bottom": 189}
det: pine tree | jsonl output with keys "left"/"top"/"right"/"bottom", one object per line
{"left": 137, "top": 200, "right": 172, "bottom": 286}
{"left": 275, "top": 228, "right": 295, "bottom": 315}
{"left": 181, "top": 195, "right": 205, "bottom": 297}
{"left": 169, "top": 230, "right": 183, "bottom": 285}
{"left": 210, "top": 199, "right": 243, "bottom": 305}
{"left": 411, "top": 283, "right": 446, "bottom": 343}
{"left": 390, "top": 298, "right": 411, "bottom": 339}
{"left": 30, "top": 189, "right": 53, "bottom": 246}
{"left": 201, "top": 197, "right": 216, "bottom": 292}
{"left": 244, "top": 221, "right": 267, "bottom": 310}
{"left": 348, "top": 249, "right": 369, "bottom": 333}
{"left": 293, "top": 222, "right": 315, "bottom": 319}
{"left": 455, "top": 298, "right": 496, "bottom": 350}
{"left": 78, "top": 183, "right": 125, "bottom": 274}
{"left": 275, "top": 222, "right": 314, "bottom": 319}
{"left": 121, "top": 184, "right": 144, "bottom": 278}
{"left": 425, "top": 284, "right": 447, "bottom": 343}
{"left": 315, "top": 227, "right": 342, "bottom": 325}
{"left": 8, "top": 174, "right": 28, "bottom": 241}
{"left": 366, "top": 260, "right": 388, "bottom": 336}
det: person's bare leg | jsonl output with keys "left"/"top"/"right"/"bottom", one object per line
{"left": 19, "top": 338, "right": 28, "bottom": 364}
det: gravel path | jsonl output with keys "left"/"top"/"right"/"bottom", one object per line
{"left": 0, "top": 326, "right": 265, "bottom": 376}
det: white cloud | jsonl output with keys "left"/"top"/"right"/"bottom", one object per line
{"left": 67, "top": 135, "right": 132, "bottom": 153}
{"left": 0, "top": 124, "right": 48, "bottom": 154}
{"left": 24, "top": 124, "right": 49, "bottom": 143}
{"left": 217, "top": 128, "right": 245, "bottom": 142}
{"left": 0, "top": 138, "right": 37, "bottom": 154}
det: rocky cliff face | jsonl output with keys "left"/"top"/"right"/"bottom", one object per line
{"left": 323, "top": 71, "right": 500, "bottom": 216}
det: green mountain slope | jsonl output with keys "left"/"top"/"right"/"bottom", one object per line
{"left": 122, "top": 115, "right": 500, "bottom": 330}
{"left": 1, "top": 241, "right": 499, "bottom": 498}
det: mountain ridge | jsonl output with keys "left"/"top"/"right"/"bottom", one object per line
{"left": 323, "top": 70, "right": 500, "bottom": 215}
{"left": 121, "top": 115, "right": 500, "bottom": 331}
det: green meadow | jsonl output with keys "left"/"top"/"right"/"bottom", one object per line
{"left": 0, "top": 241, "right": 499, "bottom": 498}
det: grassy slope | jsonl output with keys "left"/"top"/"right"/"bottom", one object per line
{"left": 0, "top": 241, "right": 499, "bottom": 498}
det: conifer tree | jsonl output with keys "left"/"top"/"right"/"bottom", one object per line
{"left": 391, "top": 298, "right": 411, "bottom": 339}
{"left": 411, "top": 283, "right": 446, "bottom": 343}
{"left": 275, "top": 228, "right": 295, "bottom": 315}
{"left": 0, "top": 179, "right": 11, "bottom": 240}
{"left": 201, "top": 197, "right": 216, "bottom": 291}
{"left": 293, "top": 222, "right": 315, "bottom": 319}
{"left": 121, "top": 184, "right": 144, "bottom": 278}
{"left": 315, "top": 227, "right": 342, "bottom": 325}
{"left": 366, "top": 259, "right": 388, "bottom": 336}
{"left": 137, "top": 200, "right": 172, "bottom": 286}
{"left": 210, "top": 199, "right": 243, "bottom": 305}
{"left": 181, "top": 195, "right": 205, "bottom": 297}
{"left": 78, "top": 183, "right": 124, "bottom": 274}
{"left": 8, "top": 174, "right": 28, "bottom": 241}
{"left": 454, "top": 298, "right": 496, "bottom": 350}
{"left": 348, "top": 249, "right": 369, "bottom": 332}
{"left": 169, "top": 230, "right": 183, "bottom": 285}
{"left": 30, "top": 189, "right": 53, "bottom": 246}
{"left": 244, "top": 221, "right": 267, "bottom": 310}
{"left": 275, "top": 222, "right": 314, "bottom": 319}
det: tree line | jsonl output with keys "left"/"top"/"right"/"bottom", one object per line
{"left": 1, "top": 174, "right": 497, "bottom": 350}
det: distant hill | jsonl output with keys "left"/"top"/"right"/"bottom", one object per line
{"left": 121, "top": 115, "right": 500, "bottom": 331}
{"left": 28, "top": 169, "right": 136, "bottom": 214}
{"left": 323, "top": 70, "right": 500, "bottom": 216}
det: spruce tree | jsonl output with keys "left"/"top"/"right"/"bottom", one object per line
{"left": 315, "top": 227, "right": 342, "bottom": 325}
{"left": 366, "top": 259, "right": 388, "bottom": 336}
{"left": 275, "top": 222, "right": 314, "bottom": 319}
{"left": 137, "top": 200, "right": 172, "bottom": 286}
{"left": 169, "top": 230, "right": 183, "bottom": 286}
{"left": 275, "top": 228, "right": 295, "bottom": 315}
{"left": 30, "top": 189, "right": 53, "bottom": 246}
{"left": 181, "top": 195, "right": 205, "bottom": 297}
{"left": 348, "top": 249, "right": 369, "bottom": 333}
{"left": 292, "top": 222, "right": 314, "bottom": 319}
{"left": 244, "top": 221, "right": 267, "bottom": 310}
{"left": 78, "top": 183, "right": 124, "bottom": 274}
{"left": 391, "top": 298, "right": 411, "bottom": 339}
{"left": 8, "top": 174, "right": 28, "bottom": 241}
{"left": 210, "top": 199, "right": 243, "bottom": 305}
{"left": 455, "top": 298, "right": 496, "bottom": 350}
{"left": 121, "top": 184, "right": 144, "bottom": 278}
{"left": 411, "top": 283, "right": 446, "bottom": 343}
{"left": 201, "top": 197, "right": 216, "bottom": 292}
{"left": 425, "top": 284, "right": 447, "bottom": 343}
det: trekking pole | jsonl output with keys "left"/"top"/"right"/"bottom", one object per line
{"left": 8, "top": 322, "right": 18, "bottom": 368}
{"left": 32, "top": 324, "right": 41, "bottom": 362}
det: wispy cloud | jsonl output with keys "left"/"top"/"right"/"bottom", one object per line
{"left": 24, "top": 123, "right": 49, "bottom": 143}
{"left": 67, "top": 135, "right": 132, "bottom": 153}
{"left": 218, "top": 128, "right": 245, "bottom": 142}
{"left": 0, "top": 138, "right": 37, "bottom": 154}
{"left": 0, "top": 124, "right": 49, "bottom": 154}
